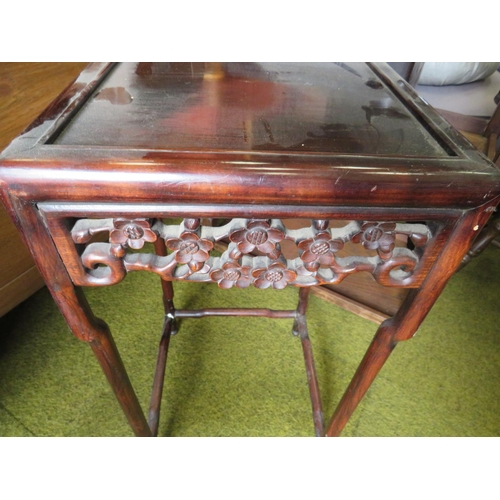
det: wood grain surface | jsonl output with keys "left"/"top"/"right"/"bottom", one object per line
{"left": 0, "top": 63, "right": 87, "bottom": 317}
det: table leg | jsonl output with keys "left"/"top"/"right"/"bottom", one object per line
{"left": 86, "top": 307, "right": 152, "bottom": 436}
{"left": 147, "top": 239, "right": 176, "bottom": 435}
{"left": 458, "top": 213, "right": 500, "bottom": 270}
{"left": 148, "top": 316, "right": 174, "bottom": 436}
{"left": 294, "top": 288, "right": 324, "bottom": 436}
{"left": 326, "top": 206, "right": 496, "bottom": 436}
{"left": 153, "top": 238, "right": 176, "bottom": 321}
{"left": 4, "top": 196, "right": 152, "bottom": 436}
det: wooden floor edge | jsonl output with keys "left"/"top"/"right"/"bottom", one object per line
{"left": 309, "top": 286, "right": 388, "bottom": 325}
{"left": 0, "top": 265, "right": 45, "bottom": 317}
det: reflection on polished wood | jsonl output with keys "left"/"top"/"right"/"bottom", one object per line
{"left": 55, "top": 62, "right": 449, "bottom": 157}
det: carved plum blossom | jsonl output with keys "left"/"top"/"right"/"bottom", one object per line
{"left": 109, "top": 218, "right": 157, "bottom": 249}
{"left": 166, "top": 232, "right": 214, "bottom": 272}
{"left": 229, "top": 221, "right": 284, "bottom": 259}
{"left": 298, "top": 232, "right": 344, "bottom": 271}
{"left": 70, "top": 217, "right": 429, "bottom": 288}
{"left": 209, "top": 262, "right": 253, "bottom": 289}
{"left": 351, "top": 222, "right": 396, "bottom": 259}
{"left": 252, "top": 262, "right": 297, "bottom": 290}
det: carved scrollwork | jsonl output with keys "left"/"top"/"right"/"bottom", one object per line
{"left": 80, "top": 242, "right": 127, "bottom": 286}
{"left": 68, "top": 216, "right": 432, "bottom": 288}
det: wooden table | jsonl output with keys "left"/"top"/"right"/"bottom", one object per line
{"left": 1, "top": 62, "right": 499, "bottom": 437}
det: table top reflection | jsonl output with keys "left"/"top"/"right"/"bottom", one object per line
{"left": 55, "top": 62, "right": 448, "bottom": 157}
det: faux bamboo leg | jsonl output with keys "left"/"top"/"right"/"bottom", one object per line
{"left": 148, "top": 317, "right": 174, "bottom": 436}
{"left": 147, "top": 238, "right": 177, "bottom": 435}
{"left": 297, "top": 316, "right": 324, "bottom": 436}
{"left": 326, "top": 207, "right": 496, "bottom": 437}
{"left": 86, "top": 307, "right": 152, "bottom": 436}
{"left": 6, "top": 197, "right": 151, "bottom": 436}
{"left": 325, "top": 319, "right": 396, "bottom": 436}
{"left": 154, "top": 238, "right": 176, "bottom": 319}
{"left": 294, "top": 288, "right": 324, "bottom": 436}
{"left": 458, "top": 214, "right": 500, "bottom": 270}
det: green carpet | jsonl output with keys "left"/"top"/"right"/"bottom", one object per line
{"left": 0, "top": 245, "right": 499, "bottom": 437}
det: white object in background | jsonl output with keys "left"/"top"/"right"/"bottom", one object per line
{"left": 418, "top": 62, "right": 500, "bottom": 86}
{"left": 415, "top": 69, "right": 500, "bottom": 117}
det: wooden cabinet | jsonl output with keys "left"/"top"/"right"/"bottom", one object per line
{"left": 0, "top": 63, "right": 88, "bottom": 316}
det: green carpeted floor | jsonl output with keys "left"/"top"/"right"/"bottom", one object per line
{"left": 0, "top": 245, "right": 499, "bottom": 437}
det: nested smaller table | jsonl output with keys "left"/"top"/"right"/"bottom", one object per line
{"left": 1, "top": 62, "right": 499, "bottom": 436}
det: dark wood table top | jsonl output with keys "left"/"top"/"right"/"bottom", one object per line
{"left": 55, "top": 62, "right": 446, "bottom": 156}
{"left": 1, "top": 62, "right": 499, "bottom": 210}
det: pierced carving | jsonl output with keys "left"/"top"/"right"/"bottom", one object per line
{"left": 68, "top": 217, "right": 432, "bottom": 289}
{"left": 209, "top": 261, "right": 253, "bottom": 289}
{"left": 351, "top": 222, "right": 396, "bottom": 259}
{"left": 229, "top": 220, "right": 284, "bottom": 260}
{"left": 166, "top": 232, "right": 214, "bottom": 272}
{"left": 110, "top": 218, "right": 157, "bottom": 249}
{"left": 297, "top": 231, "right": 344, "bottom": 272}
{"left": 252, "top": 261, "right": 297, "bottom": 290}
{"left": 183, "top": 218, "right": 201, "bottom": 231}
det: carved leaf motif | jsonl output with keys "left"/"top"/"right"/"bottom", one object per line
{"left": 71, "top": 219, "right": 114, "bottom": 244}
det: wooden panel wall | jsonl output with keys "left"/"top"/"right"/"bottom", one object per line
{"left": 0, "top": 63, "right": 88, "bottom": 317}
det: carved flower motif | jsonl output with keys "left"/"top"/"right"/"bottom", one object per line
{"left": 351, "top": 222, "right": 396, "bottom": 258}
{"left": 109, "top": 218, "right": 157, "bottom": 249}
{"left": 252, "top": 262, "right": 297, "bottom": 290}
{"left": 210, "top": 262, "right": 253, "bottom": 289}
{"left": 166, "top": 232, "right": 214, "bottom": 271}
{"left": 297, "top": 232, "right": 344, "bottom": 270}
{"left": 229, "top": 221, "right": 284, "bottom": 259}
